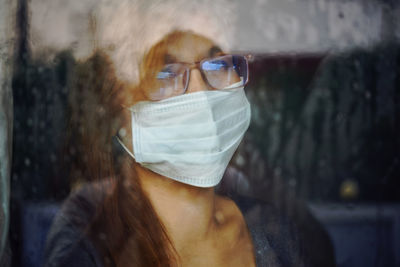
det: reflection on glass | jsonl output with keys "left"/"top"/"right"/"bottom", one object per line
{"left": 6, "top": 1, "right": 400, "bottom": 267}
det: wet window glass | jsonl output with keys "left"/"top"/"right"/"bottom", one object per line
{"left": 1, "top": 0, "right": 399, "bottom": 267}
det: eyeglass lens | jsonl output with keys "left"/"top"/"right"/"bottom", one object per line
{"left": 149, "top": 64, "right": 188, "bottom": 100}
{"left": 201, "top": 55, "right": 248, "bottom": 90}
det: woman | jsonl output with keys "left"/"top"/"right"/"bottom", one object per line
{"left": 44, "top": 13, "right": 310, "bottom": 264}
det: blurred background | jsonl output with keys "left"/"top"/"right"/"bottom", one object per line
{"left": 0, "top": 0, "right": 399, "bottom": 266}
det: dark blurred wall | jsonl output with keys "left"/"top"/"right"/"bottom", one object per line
{"left": 244, "top": 45, "right": 400, "bottom": 202}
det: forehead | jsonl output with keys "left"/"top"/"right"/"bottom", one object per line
{"left": 164, "top": 32, "right": 221, "bottom": 63}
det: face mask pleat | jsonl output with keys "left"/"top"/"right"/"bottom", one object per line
{"left": 136, "top": 103, "right": 249, "bottom": 141}
{"left": 138, "top": 108, "right": 250, "bottom": 154}
{"left": 138, "top": 125, "right": 247, "bottom": 164}
{"left": 134, "top": 109, "right": 213, "bottom": 128}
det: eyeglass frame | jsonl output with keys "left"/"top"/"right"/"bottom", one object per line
{"left": 149, "top": 54, "right": 252, "bottom": 98}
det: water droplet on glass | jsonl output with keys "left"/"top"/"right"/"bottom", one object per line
{"left": 119, "top": 128, "right": 127, "bottom": 137}
{"left": 339, "top": 179, "right": 359, "bottom": 200}
{"left": 215, "top": 211, "right": 225, "bottom": 224}
{"left": 235, "top": 154, "right": 246, "bottom": 167}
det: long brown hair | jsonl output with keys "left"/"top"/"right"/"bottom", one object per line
{"left": 65, "top": 49, "right": 176, "bottom": 266}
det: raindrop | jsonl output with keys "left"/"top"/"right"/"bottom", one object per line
{"left": 273, "top": 113, "right": 281, "bottom": 122}
{"left": 259, "top": 90, "right": 267, "bottom": 101}
{"left": 99, "top": 233, "right": 107, "bottom": 241}
{"left": 119, "top": 127, "right": 127, "bottom": 137}
{"left": 24, "top": 158, "right": 31, "bottom": 166}
{"left": 97, "top": 106, "right": 105, "bottom": 116}
{"left": 339, "top": 179, "right": 359, "bottom": 200}
{"left": 215, "top": 211, "right": 225, "bottom": 224}
{"left": 123, "top": 179, "right": 132, "bottom": 189}
{"left": 235, "top": 154, "right": 246, "bottom": 167}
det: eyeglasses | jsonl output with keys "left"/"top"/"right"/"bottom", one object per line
{"left": 144, "top": 54, "right": 249, "bottom": 101}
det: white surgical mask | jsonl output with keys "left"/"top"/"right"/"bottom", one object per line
{"left": 118, "top": 85, "right": 251, "bottom": 187}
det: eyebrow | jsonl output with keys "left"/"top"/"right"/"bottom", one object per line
{"left": 163, "top": 45, "right": 223, "bottom": 65}
{"left": 164, "top": 54, "right": 177, "bottom": 64}
{"left": 209, "top": 46, "right": 223, "bottom": 57}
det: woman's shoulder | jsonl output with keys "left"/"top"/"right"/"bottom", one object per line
{"left": 218, "top": 186, "right": 335, "bottom": 267}
{"left": 52, "top": 180, "right": 113, "bottom": 232}
{"left": 237, "top": 195, "right": 304, "bottom": 266}
{"left": 43, "top": 180, "right": 113, "bottom": 267}
{"left": 218, "top": 192, "right": 302, "bottom": 267}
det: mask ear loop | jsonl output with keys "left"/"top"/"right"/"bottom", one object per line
{"left": 115, "top": 135, "right": 136, "bottom": 160}
{"left": 114, "top": 104, "right": 137, "bottom": 160}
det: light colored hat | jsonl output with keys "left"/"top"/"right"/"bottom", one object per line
{"left": 29, "top": 0, "right": 237, "bottom": 83}
{"left": 94, "top": 0, "right": 237, "bottom": 83}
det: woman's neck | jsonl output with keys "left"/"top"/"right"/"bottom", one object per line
{"left": 133, "top": 164, "right": 220, "bottom": 247}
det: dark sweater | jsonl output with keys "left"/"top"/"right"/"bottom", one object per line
{"left": 43, "top": 183, "right": 307, "bottom": 267}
